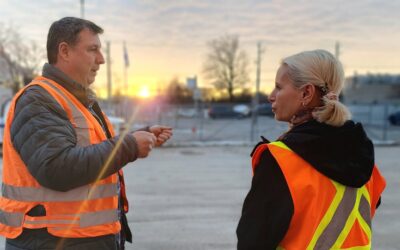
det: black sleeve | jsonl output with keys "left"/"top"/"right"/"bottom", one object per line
{"left": 11, "top": 86, "right": 139, "bottom": 192}
{"left": 237, "top": 148, "right": 294, "bottom": 250}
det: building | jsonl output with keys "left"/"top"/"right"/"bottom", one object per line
{"left": 343, "top": 73, "right": 400, "bottom": 104}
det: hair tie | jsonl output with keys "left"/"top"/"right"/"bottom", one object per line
{"left": 325, "top": 92, "right": 338, "bottom": 101}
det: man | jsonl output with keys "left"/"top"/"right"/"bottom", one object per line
{"left": 0, "top": 17, "right": 172, "bottom": 249}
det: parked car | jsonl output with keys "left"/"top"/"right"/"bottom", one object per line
{"left": 388, "top": 111, "right": 400, "bottom": 125}
{"left": 256, "top": 103, "right": 274, "bottom": 116}
{"left": 177, "top": 108, "right": 196, "bottom": 118}
{"left": 233, "top": 104, "right": 251, "bottom": 117}
{"left": 208, "top": 104, "right": 245, "bottom": 119}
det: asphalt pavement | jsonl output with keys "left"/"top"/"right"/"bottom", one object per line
{"left": 122, "top": 145, "right": 399, "bottom": 250}
{"left": 0, "top": 114, "right": 399, "bottom": 249}
{"left": 1, "top": 144, "right": 397, "bottom": 250}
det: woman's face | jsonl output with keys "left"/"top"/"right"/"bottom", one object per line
{"left": 269, "top": 65, "right": 304, "bottom": 122}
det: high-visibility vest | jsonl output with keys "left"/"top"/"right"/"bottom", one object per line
{"left": 0, "top": 76, "right": 128, "bottom": 239}
{"left": 252, "top": 141, "right": 386, "bottom": 250}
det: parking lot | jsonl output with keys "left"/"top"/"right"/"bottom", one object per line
{"left": 0, "top": 113, "right": 399, "bottom": 249}
{"left": 1, "top": 144, "right": 398, "bottom": 250}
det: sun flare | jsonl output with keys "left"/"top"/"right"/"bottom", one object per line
{"left": 138, "top": 86, "right": 150, "bottom": 98}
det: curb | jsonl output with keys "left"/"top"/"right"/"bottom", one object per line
{"left": 161, "top": 140, "right": 400, "bottom": 148}
{"left": 163, "top": 140, "right": 255, "bottom": 148}
{"left": 372, "top": 140, "right": 399, "bottom": 147}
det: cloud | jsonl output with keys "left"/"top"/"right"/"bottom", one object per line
{"left": 0, "top": 0, "right": 399, "bottom": 89}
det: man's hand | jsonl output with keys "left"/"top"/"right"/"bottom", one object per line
{"left": 132, "top": 131, "right": 156, "bottom": 158}
{"left": 149, "top": 125, "right": 173, "bottom": 146}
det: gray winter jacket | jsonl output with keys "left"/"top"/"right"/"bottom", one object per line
{"left": 6, "top": 63, "right": 140, "bottom": 250}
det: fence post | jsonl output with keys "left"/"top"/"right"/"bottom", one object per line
{"left": 382, "top": 103, "right": 388, "bottom": 141}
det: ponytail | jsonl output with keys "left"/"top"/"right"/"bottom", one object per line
{"left": 313, "top": 96, "right": 351, "bottom": 126}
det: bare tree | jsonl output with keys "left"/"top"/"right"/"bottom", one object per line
{"left": 165, "top": 77, "right": 193, "bottom": 104}
{"left": 203, "top": 34, "right": 250, "bottom": 102}
{"left": 0, "top": 23, "right": 44, "bottom": 93}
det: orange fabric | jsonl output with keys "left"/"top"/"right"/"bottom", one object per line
{"left": 341, "top": 219, "right": 370, "bottom": 248}
{"left": 251, "top": 143, "right": 386, "bottom": 249}
{"left": 366, "top": 166, "right": 386, "bottom": 218}
{"left": 0, "top": 225, "right": 23, "bottom": 239}
{"left": 0, "top": 76, "right": 127, "bottom": 239}
{"left": 48, "top": 221, "right": 121, "bottom": 238}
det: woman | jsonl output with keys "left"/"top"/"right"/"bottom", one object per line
{"left": 237, "top": 50, "right": 386, "bottom": 249}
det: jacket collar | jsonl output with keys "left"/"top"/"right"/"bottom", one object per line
{"left": 42, "top": 63, "right": 96, "bottom": 107}
{"left": 281, "top": 120, "right": 374, "bottom": 188}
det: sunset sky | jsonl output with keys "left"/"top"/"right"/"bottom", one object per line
{"left": 1, "top": 0, "right": 399, "bottom": 98}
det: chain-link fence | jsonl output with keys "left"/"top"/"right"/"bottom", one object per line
{"left": 348, "top": 103, "right": 400, "bottom": 144}
{"left": 100, "top": 100, "right": 400, "bottom": 146}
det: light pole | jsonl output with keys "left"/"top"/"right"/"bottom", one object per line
{"left": 250, "top": 42, "right": 264, "bottom": 142}
{"left": 80, "top": 0, "right": 85, "bottom": 18}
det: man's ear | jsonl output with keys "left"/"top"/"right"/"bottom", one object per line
{"left": 58, "top": 42, "right": 70, "bottom": 62}
{"left": 301, "top": 83, "right": 316, "bottom": 104}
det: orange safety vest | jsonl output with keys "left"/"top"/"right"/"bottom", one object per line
{"left": 252, "top": 141, "right": 386, "bottom": 250}
{"left": 0, "top": 76, "right": 128, "bottom": 239}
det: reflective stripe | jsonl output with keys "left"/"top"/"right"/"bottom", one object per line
{"left": 307, "top": 181, "right": 345, "bottom": 249}
{"left": 358, "top": 196, "right": 371, "bottom": 228}
{"left": 269, "top": 141, "right": 292, "bottom": 151}
{"left": 39, "top": 80, "right": 91, "bottom": 147}
{"left": 0, "top": 208, "right": 118, "bottom": 229}
{"left": 334, "top": 187, "right": 371, "bottom": 248}
{"left": 80, "top": 209, "right": 118, "bottom": 228}
{"left": 24, "top": 219, "right": 78, "bottom": 229}
{"left": 24, "top": 214, "right": 76, "bottom": 228}
{"left": 314, "top": 186, "right": 357, "bottom": 249}
{"left": 2, "top": 183, "right": 118, "bottom": 202}
{"left": 308, "top": 184, "right": 372, "bottom": 249}
{"left": 0, "top": 209, "right": 23, "bottom": 227}
{"left": 271, "top": 142, "right": 373, "bottom": 249}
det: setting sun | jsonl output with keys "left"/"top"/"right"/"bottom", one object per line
{"left": 138, "top": 86, "right": 150, "bottom": 98}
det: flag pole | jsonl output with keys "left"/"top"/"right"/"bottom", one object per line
{"left": 123, "top": 41, "right": 129, "bottom": 96}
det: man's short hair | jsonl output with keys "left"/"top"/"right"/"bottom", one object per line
{"left": 47, "top": 17, "right": 103, "bottom": 64}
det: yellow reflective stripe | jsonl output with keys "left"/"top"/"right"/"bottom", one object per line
{"left": 331, "top": 187, "right": 372, "bottom": 249}
{"left": 333, "top": 188, "right": 363, "bottom": 248}
{"left": 357, "top": 189, "right": 372, "bottom": 230}
{"left": 352, "top": 190, "right": 372, "bottom": 248}
{"left": 270, "top": 140, "right": 373, "bottom": 249}
{"left": 341, "top": 245, "right": 371, "bottom": 250}
{"left": 356, "top": 213, "right": 372, "bottom": 243}
{"left": 360, "top": 186, "right": 371, "bottom": 204}
{"left": 306, "top": 181, "right": 345, "bottom": 249}
{"left": 269, "top": 141, "right": 292, "bottom": 151}
{"left": 276, "top": 246, "right": 285, "bottom": 250}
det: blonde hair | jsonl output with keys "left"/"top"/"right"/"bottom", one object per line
{"left": 282, "top": 49, "right": 351, "bottom": 127}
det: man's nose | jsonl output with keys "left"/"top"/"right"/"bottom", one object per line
{"left": 97, "top": 51, "right": 105, "bottom": 64}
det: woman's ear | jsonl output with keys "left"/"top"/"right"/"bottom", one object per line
{"left": 301, "top": 83, "right": 316, "bottom": 105}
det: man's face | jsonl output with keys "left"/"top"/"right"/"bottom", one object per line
{"left": 67, "top": 28, "right": 105, "bottom": 87}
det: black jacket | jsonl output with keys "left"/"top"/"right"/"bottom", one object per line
{"left": 6, "top": 63, "right": 141, "bottom": 250}
{"left": 237, "top": 120, "right": 378, "bottom": 250}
